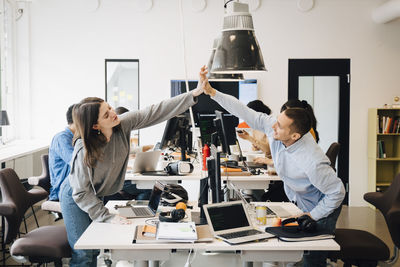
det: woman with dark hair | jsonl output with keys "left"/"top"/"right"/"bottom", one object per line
{"left": 281, "top": 99, "right": 320, "bottom": 143}
{"left": 237, "top": 100, "right": 273, "bottom": 165}
{"left": 59, "top": 68, "right": 206, "bottom": 266}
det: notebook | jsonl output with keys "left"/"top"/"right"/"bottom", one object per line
{"left": 203, "top": 201, "right": 275, "bottom": 244}
{"left": 133, "top": 151, "right": 164, "bottom": 174}
{"left": 117, "top": 181, "right": 164, "bottom": 218}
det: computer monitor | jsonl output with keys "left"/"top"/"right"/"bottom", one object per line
{"left": 171, "top": 79, "right": 257, "bottom": 126}
{"left": 159, "top": 115, "right": 192, "bottom": 161}
{"left": 213, "top": 111, "right": 238, "bottom": 155}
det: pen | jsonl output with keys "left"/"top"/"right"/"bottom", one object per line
{"left": 189, "top": 224, "right": 195, "bottom": 233}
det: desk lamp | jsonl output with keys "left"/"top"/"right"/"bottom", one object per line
{"left": 211, "top": 1, "right": 266, "bottom": 74}
{"left": 0, "top": 110, "right": 10, "bottom": 145}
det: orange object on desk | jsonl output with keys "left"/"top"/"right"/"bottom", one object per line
{"left": 221, "top": 167, "right": 243, "bottom": 172}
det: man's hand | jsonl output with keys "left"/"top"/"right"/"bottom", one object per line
{"left": 197, "top": 65, "right": 216, "bottom": 97}
{"left": 110, "top": 214, "right": 132, "bottom": 225}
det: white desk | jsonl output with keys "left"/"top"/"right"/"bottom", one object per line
{"left": 126, "top": 170, "right": 281, "bottom": 190}
{"left": 75, "top": 201, "right": 339, "bottom": 266}
{"left": 0, "top": 139, "right": 49, "bottom": 163}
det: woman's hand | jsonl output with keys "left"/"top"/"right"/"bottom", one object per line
{"left": 253, "top": 157, "right": 274, "bottom": 165}
{"left": 192, "top": 66, "right": 208, "bottom": 97}
{"left": 110, "top": 214, "right": 132, "bottom": 225}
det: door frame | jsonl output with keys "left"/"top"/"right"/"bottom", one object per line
{"left": 288, "top": 58, "right": 350, "bottom": 204}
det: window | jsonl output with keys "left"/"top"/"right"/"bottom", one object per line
{"left": 0, "top": 0, "right": 16, "bottom": 142}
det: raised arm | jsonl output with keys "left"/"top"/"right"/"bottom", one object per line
{"left": 201, "top": 68, "right": 275, "bottom": 136}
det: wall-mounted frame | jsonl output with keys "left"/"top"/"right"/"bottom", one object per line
{"left": 105, "top": 59, "right": 140, "bottom": 146}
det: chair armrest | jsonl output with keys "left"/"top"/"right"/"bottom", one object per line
{"left": 364, "top": 191, "right": 383, "bottom": 207}
{"left": 0, "top": 203, "right": 16, "bottom": 216}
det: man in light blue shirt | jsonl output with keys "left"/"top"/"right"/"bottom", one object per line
{"left": 49, "top": 104, "right": 75, "bottom": 200}
{"left": 200, "top": 69, "right": 345, "bottom": 267}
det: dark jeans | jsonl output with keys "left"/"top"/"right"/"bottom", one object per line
{"left": 60, "top": 180, "right": 99, "bottom": 267}
{"left": 301, "top": 204, "right": 343, "bottom": 267}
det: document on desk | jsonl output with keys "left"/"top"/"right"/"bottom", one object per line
{"left": 134, "top": 224, "right": 211, "bottom": 243}
{"left": 156, "top": 222, "right": 197, "bottom": 242}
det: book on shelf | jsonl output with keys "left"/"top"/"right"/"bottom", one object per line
{"left": 377, "top": 140, "right": 387, "bottom": 159}
{"left": 378, "top": 115, "right": 400, "bottom": 134}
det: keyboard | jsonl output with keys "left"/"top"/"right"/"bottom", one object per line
{"left": 132, "top": 207, "right": 152, "bottom": 216}
{"left": 219, "top": 229, "right": 263, "bottom": 239}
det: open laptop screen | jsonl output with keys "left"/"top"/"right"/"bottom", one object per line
{"left": 207, "top": 203, "right": 250, "bottom": 231}
{"left": 148, "top": 182, "right": 164, "bottom": 213}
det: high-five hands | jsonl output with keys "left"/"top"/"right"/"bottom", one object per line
{"left": 192, "top": 66, "right": 208, "bottom": 97}
{"left": 198, "top": 66, "right": 216, "bottom": 97}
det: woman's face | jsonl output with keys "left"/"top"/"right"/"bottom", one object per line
{"left": 94, "top": 102, "right": 120, "bottom": 130}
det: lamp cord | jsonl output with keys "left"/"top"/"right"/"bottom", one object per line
{"left": 178, "top": 0, "right": 202, "bottom": 166}
{"left": 224, "top": 0, "right": 235, "bottom": 8}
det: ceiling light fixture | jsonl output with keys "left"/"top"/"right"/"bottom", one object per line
{"left": 211, "top": 1, "right": 266, "bottom": 74}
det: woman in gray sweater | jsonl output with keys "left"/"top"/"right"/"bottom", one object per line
{"left": 60, "top": 68, "right": 206, "bottom": 266}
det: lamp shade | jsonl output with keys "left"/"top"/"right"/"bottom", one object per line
{"left": 207, "top": 38, "right": 244, "bottom": 80}
{"left": 211, "top": 2, "right": 266, "bottom": 74}
{"left": 0, "top": 110, "right": 10, "bottom": 126}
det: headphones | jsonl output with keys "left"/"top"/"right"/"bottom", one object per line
{"left": 159, "top": 209, "right": 185, "bottom": 222}
{"left": 281, "top": 215, "right": 317, "bottom": 233}
{"left": 158, "top": 202, "right": 187, "bottom": 223}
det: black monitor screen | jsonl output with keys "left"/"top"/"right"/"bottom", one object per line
{"left": 207, "top": 203, "right": 249, "bottom": 231}
{"left": 171, "top": 80, "right": 240, "bottom": 120}
{"left": 160, "top": 115, "right": 190, "bottom": 150}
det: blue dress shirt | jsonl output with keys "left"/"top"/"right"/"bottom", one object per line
{"left": 49, "top": 127, "right": 74, "bottom": 200}
{"left": 213, "top": 91, "right": 345, "bottom": 220}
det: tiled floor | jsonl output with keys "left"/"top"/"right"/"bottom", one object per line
{"left": 2, "top": 205, "right": 397, "bottom": 266}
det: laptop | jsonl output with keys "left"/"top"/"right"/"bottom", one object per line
{"left": 229, "top": 181, "right": 292, "bottom": 218}
{"left": 203, "top": 201, "right": 275, "bottom": 244}
{"left": 132, "top": 151, "right": 167, "bottom": 176}
{"left": 117, "top": 181, "right": 164, "bottom": 218}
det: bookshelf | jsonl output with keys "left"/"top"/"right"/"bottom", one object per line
{"left": 368, "top": 108, "right": 400, "bottom": 193}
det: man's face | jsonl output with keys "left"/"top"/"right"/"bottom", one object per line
{"left": 272, "top": 112, "right": 300, "bottom": 146}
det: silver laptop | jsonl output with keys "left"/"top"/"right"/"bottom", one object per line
{"left": 132, "top": 151, "right": 162, "bottom": 174}
{"left": 117, "top": 181, "right": 164, "bottom": 218}
{"left": 230, "top": 182, "right": 291, "bottom": 218}
{"left": 203, "top": 201, "right": 274, "bottom": 244}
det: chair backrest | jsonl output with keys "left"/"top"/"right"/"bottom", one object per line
{"left": 38, "top": 154, "right": 51, "bottom": 193}
{"left": 326, "top": 142, "right": 340, "bottom": 171}
{"left": 364, "top": 172, "right": 400, "bottom": 248}
{"left": 0, "top": 168, "right": 37, "bottom": 244}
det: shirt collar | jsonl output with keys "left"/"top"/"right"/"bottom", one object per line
{"left": 285, "top": 132, "right": 312, "bottom": 153}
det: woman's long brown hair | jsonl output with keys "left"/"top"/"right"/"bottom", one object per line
{"left": 72, "top": 97, "right": 107, "bottom": 168}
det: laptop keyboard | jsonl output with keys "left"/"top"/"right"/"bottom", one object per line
{"left": 132, "top": 207, "right": 152, "bottom": 216}
{"left": 219, "top": 229, "right": 263, "bottom": 239}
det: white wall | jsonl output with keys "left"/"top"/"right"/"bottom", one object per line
{"left": 18, "top": 0, "right": 400, "bottom": 206}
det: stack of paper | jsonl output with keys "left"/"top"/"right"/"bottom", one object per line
{"left": 156, "top": 222, "right": 198, "bottom": 242}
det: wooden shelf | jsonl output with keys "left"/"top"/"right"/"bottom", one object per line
{"left": 376, "top": 158, "right": 400, "bottom": 161}
{"left": 368, "top": 108, "right": 400, "bottom": 194}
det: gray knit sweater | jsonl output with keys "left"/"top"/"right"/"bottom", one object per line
{"left": 68, "top": 92, "right": 197, "bottom": 222}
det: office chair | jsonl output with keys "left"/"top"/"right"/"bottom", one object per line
{"left": 328, "top": 172, "right": 400, "bottom": 267}
{"left": 28, "top": 154, "right": 63, "bottom": 220}
{"left": 0, "top": 168, "right": 71, "bottom": 266}
{"left": 326, "top": 142, "right": 340, "bottom": 171}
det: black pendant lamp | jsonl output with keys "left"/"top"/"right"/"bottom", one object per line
{"left": 207, "top": 38, "right": 244, "bottom": 80}
{"left": 211, "top": 1, "right": 266, "bottom": 74}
